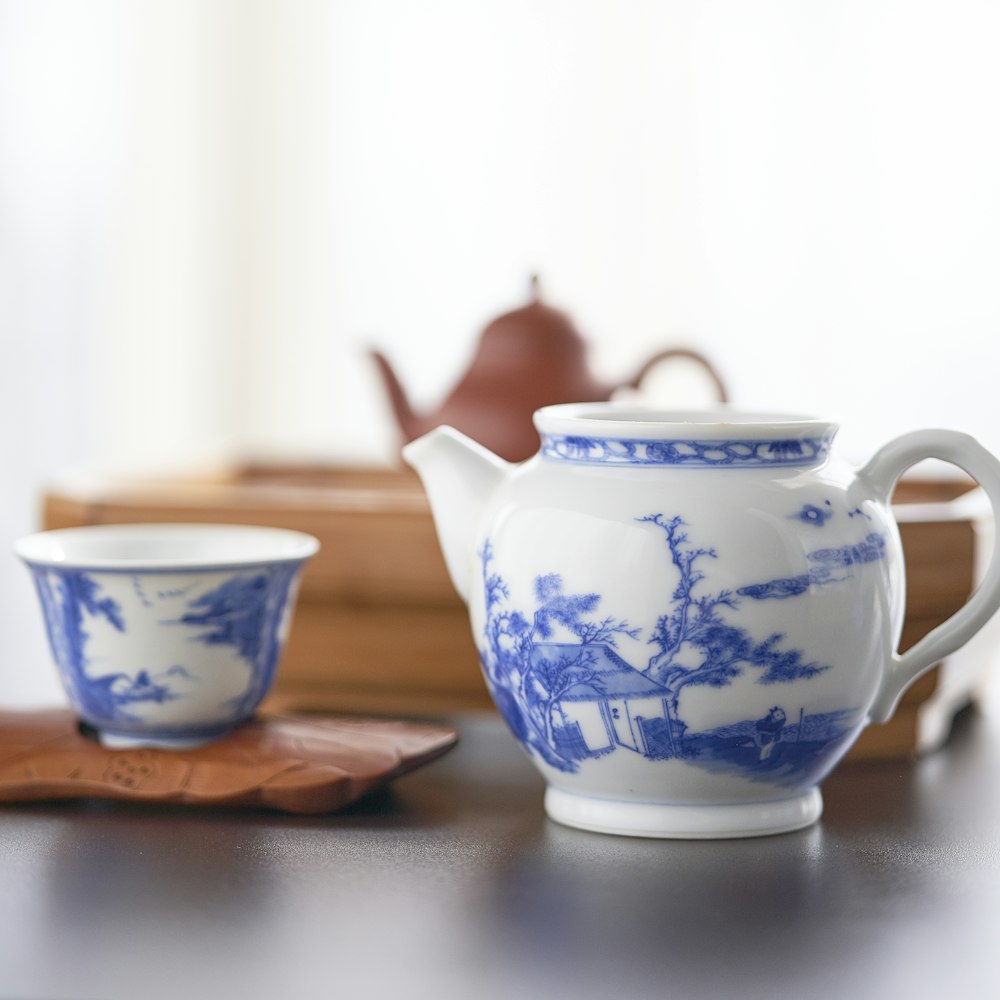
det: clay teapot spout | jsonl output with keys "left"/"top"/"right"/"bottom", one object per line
{"left": 371, "top": 278, "right": 605, "bottom": 461}
{"left": 370, "top": 349, "right": 421, "bottom": 443}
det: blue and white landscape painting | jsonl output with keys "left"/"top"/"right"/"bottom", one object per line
{"left": 32, "top": 565, "right": 298, "bottom": 730}
{"left": 478, "top": 510, "right": 880, "bottom": 784}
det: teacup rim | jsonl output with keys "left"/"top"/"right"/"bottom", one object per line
{"left": 14, "top": 522, "right": 320, "bottom": 572}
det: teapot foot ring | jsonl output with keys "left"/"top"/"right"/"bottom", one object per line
{"left": 544, "top": 786, "right": 822, "bottom": 840}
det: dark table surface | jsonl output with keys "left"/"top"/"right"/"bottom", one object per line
{"left": 1, "top": 696, "right": 1000, "bottom": 1000}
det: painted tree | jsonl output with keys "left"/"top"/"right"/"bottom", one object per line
{"left": 529, "top": 647, "right": 603, "bottom": 749}
{"left": 639, "top": 514, "right": 827, "bottom": 754}
{"left": 40, "top": 570, "right": 125, "bottom": 682}
{"left": 40, "top": 571, "right": 128, "bottom": 721}
{"left": 175, "top": 568, "right": 297, "bottom": 669}
{"left": 177, "top": 574, "right": 271, "bottom": 662}
{"left": 59, "top": 571, "right": 126, "bottom": 647}
{"left": 478, "top": 543, "right": 637, "bottom": 772}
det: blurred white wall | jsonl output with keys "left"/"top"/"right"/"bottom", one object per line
{"left": 2, "top": 0, "right": 1000, "bottom": 704}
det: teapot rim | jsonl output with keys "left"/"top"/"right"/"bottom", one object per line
{"left": 533, "top": 403, "right": 837, "bottom": 441}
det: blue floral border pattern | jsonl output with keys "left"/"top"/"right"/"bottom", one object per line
{"left": 539, "top": 434, "right": 832, "bottom": 467}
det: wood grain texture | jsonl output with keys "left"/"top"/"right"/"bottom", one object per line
{"left": 0, "top": 711, "right": 458, "bottom": 814}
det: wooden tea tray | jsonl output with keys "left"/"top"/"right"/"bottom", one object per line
{"left": 0, "top": 711, "right": 458, "bottom": 814}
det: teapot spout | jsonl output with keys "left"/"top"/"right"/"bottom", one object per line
{"left": 371, "top": 350, "right": 421, "bottom": 441}
{"left": 403, "top": 426, "right": 513, "bottom": 603}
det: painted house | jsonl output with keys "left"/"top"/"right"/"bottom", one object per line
{"left": 530, "top": 642, "right": 676, "bottom": 758}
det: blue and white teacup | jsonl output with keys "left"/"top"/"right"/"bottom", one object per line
{"left": 16, "top": 523, "right": 319, "bottom": 748}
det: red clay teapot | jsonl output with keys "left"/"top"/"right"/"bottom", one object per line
{"left": 372, "top": 278, "right": 728, "bottom": 462}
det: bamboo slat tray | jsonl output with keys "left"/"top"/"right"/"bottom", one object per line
{"left": 0, "top": 711, "right": 458, "bottom": 814}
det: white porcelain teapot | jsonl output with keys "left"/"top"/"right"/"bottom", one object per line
{"left": 404, "top": 404, "right": 1000, "bottom": 838}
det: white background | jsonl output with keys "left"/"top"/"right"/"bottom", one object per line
{"left": 2, "top": 0, "right": 999, "bottom": 705}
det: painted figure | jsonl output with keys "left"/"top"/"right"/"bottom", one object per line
{"left": 755, "top": 706, "right": 787, "bottom": 760}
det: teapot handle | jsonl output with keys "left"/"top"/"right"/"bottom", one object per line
{"left": 860, "top": 430, "right": 1000, "bottom": 722}
{"left": 625, "top": 348, "right": 729, "bottom": 403}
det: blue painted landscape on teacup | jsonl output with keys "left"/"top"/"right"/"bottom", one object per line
{"left": 30, "top": 564, "right": 300, "bottom": 738}
{"left": 478, "top": 508, "right": 887, "bottom": 785}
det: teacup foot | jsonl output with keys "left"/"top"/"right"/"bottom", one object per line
{"left": 93, "top": 729, "right": 229, "bottom": 751}
{"left": 544, "top": 786, "right": 823, "bottom": 839}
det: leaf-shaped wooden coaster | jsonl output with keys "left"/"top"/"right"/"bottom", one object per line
{"left": 0, "top": 711, "right": 458, "bottom": 814}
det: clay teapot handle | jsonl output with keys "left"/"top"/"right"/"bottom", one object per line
{"left": 624, "top": 348, "right": 729, "bottom": 403}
